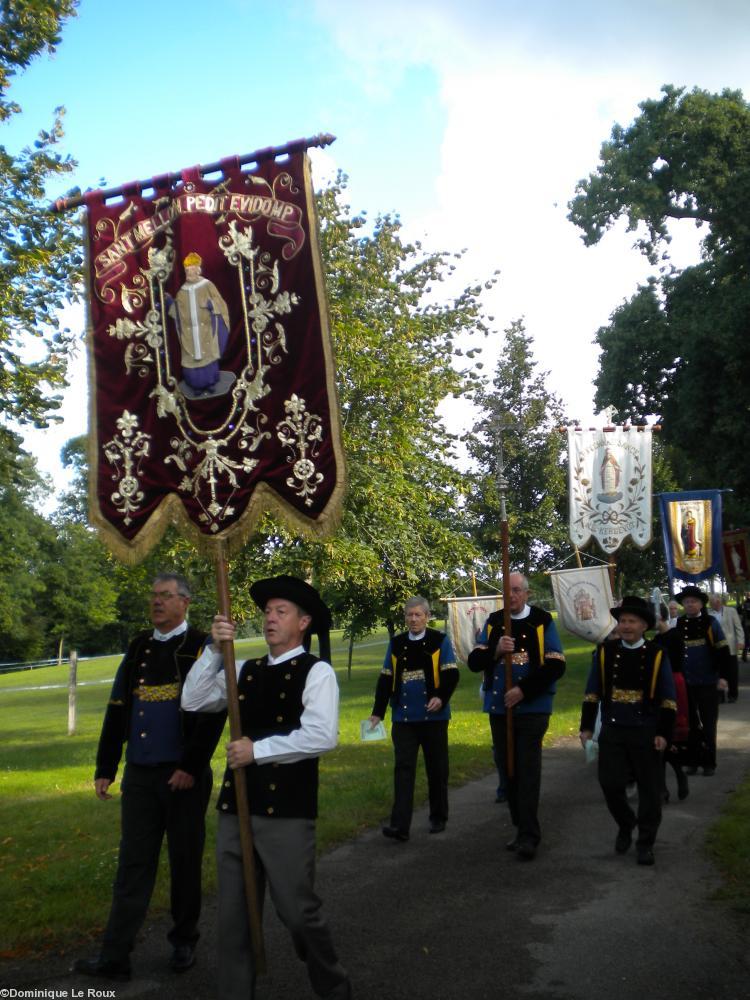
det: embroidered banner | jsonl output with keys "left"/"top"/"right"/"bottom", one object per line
{"left": 568, "top": 427, "right": 652, "bottom": 554}
{"left": 549, "top": 566, "right": 616, "bottom": 644}
{"left": 658, "top": 490, "right": 723, "bottom": 583}
{"left": 722, "top": 529, "right": 750, "bottom": 585}
{"left": 84, "top": 151, "right": 345, "bottom": 561}
{"left": 445, "top": 594, "right": 503, "bottom": 664}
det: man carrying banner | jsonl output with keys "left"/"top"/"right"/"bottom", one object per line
{"left": 468, "top": 573, "right": 566, "bottom": 860}
{"left": 74, "top": 574, "right": 226, "bottom": 981}
{"left": 369, "top": 596, "right": 459, "bottom": 841}
{"left": 579, "top": 596, "right": 676, "bottom": 866}
{"left": 672, "top": 586, "right": 730, "bottom": 774}
{"left": 181, "top": 576, "right": 351, "bottom": 1000}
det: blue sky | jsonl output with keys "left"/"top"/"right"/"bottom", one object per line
{"left": 11, "top": 0, "right": 750, "bottom": 479}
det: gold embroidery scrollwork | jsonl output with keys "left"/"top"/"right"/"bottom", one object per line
{"left": 103, "top": 411, "right": 151, "bottom": 525}
{"left": 110, "top": 307, "right": 165, "bottom": 380}
{"left": 277, "top": 394, "right": 324, "bottom": 507}
{"left": 190, "top": 438, "right": 261, "bottom": 533}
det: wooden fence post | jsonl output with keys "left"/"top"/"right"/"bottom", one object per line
{"left": 67, "top": 650, "right": 78, "bottom": 736}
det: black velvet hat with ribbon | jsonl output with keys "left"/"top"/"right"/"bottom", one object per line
{"left": 250, "top": 575, "right": 332, "bottom": 662}
{"left": 675, "top": 585, "right": 708, "bottom": 606}
{"left": 610, "top": 595, "right": 656, "bottom": 630}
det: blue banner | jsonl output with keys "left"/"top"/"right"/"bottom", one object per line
{"left": 658, "top": 490, "right": 723, "bottom": 583}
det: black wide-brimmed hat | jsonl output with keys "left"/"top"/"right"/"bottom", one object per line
{"left": 250, "top": 575, "right": 332, "bottom": 662}
{"left": 675, "top": 585, "right": 708, "bottom": 606}
{"left": 611, "top": 595, "right": 655, "bottom": 630}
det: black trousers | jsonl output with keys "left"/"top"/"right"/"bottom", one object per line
{"left": 489, "top": 712, "right": 549, "bottom": 847}
{"left": 390, "top": 720, "right": 449, "bottom": 832}
{"left": 597, "top": 726, "right": 662, "bottom": 848}
{"left": 687, "top": 684, "right": 720, "bottom": 769}
{"left": 101, "top": 762, "right": 213, "bottom": 963}
{"left": 727, "top": 654, "right": 739, "bottom": 700}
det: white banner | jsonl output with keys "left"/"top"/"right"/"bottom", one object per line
{"left": 550, "top": 566, "right": 617, "bottom": 644}
{"left": 568, "top": 427, "right": 652, "bottom": 554}
{"left": 445, "top": 594, "right": 503, "bottom": 664}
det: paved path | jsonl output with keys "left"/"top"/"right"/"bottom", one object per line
{"left": 3, "top": 672, "right": 750, "bottom": 1000}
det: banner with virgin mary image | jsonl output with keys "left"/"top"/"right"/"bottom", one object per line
{"left": 568, "top": 426, "right": 653, "bottom": 554}
{"left": 83, "top": 148, "right": 345, "bottom": 561}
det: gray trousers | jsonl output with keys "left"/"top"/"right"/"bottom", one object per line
{"left": 217, "top": 814, "right": 350, "bottom": 1000}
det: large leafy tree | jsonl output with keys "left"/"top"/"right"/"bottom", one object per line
{"left": 466, "top": 319, "right": 567, "bottom": 581}
{"left": 225, "top": 178, "right": 491, "bottom": 644}
{"left": 569, "top": 84, "right": 750, "bottom": 266}
{"left": 38, "top": 518, "right": 119, "bottom": 658}
{"left": 569, "top": 85, "right": 750, "bottom": 524}
{"left": 0, "top": 0, "right": 82, "bottom": 443}
{"left": 0, "top": 432, "right": 53, "bottom": 661}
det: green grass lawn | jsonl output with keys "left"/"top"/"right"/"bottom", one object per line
{"left": 0, "top": 626, "right": 616, "bottom": 957}
{"left": 706, "top": 771, "right": 750, "bottom": 916}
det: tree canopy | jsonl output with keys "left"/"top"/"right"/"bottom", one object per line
{"left": 228, "top": 179, "right": 490, "bottom": 640}
{"left": 570, "top": 85, "right": 750, "bottom": 525}
{"left": 0, "top": 0, "right": 82, "bottom": 440}
{"left": 569, "top": 84, "right": 750, "bottom": 267}
{"left": 466, "top": 319, "right": 567, "bottom": 580}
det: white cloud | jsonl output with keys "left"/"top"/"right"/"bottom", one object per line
{"left": 312, "top": 0, "right": 749, "bottom": 425}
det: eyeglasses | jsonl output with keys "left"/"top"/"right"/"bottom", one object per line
{"left": 150, "top": 591, "right": 187, "bottom": 601}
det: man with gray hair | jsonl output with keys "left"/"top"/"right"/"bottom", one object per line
{"left": 468, "top": 573, "right": 566, "bottom": 860}
{"left": 75, "top": 573, "right": 226, "bottom": 982}
{"left": 370, "top": 597, "right": 459, "bottom": 841}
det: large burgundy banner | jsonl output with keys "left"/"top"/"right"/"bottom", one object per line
{"left": 84, "top": 151, "right": 345, "bottom": 561}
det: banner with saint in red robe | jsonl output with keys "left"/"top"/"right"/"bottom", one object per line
{"left": 83, "top": 149, "right": 345, "bottom": 561}
{"left": 722, "top": 528, "right": 750, "bottom": 585}
{"left": 658, "top": 490, "right": 723, "bottom": 583}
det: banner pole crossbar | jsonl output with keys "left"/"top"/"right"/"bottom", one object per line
{"left": 51, "top": 133, "right": 336, "bottom": 213}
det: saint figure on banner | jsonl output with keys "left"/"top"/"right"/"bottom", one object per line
{"left": 597, "top": 447, "right": 622, "bottom": 504}
{"left": 573, "top": 588, "right": 595, "bottom": 622}
{"left": 167, "top": 252, "right": 234, "bottom": 398}
{"left": 681, "top": 507, "right": 702, "bottom": 559}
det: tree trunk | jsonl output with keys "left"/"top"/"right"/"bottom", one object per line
{"left": 347, "top": 632, "right": 354, "bottom": 681}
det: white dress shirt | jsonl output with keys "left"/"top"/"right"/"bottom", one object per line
{"left": 511, "top": 604, "right": 531, "bottom": 620}
{"left": 152, "top": 620, "right": 188, "bottom": 642}
{"left": 181, "top": 643, "right": 339, "bottom": 764}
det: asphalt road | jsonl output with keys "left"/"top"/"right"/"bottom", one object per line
{"left": 4, "top": 670, "right": 750, "bottom": 1000}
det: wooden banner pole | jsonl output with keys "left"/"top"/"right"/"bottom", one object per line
{"left": 491, "top": 414, "right": 520, "bottom": 781}
{"left": 500, "top": 518, "right": 515, "bottom": 779}
{"left": 215, "top": 543, "right": 267, "bottom": 974}
{"left": 607, "top": 553, "right": 616, "bottom": 597}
